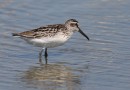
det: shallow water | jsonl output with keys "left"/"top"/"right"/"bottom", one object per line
{"left": 0, "top": 0, "right": 130, "bottom": 90}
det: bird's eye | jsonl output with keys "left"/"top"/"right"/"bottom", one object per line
{"left": 70, "top": 23, "right": 76, "bottom": 27}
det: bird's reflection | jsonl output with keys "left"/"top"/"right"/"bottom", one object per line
{"left": 22, "top": 64, "right": 81, "bottom": 90}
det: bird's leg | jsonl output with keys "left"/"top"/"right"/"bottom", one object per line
{"left": 44, "top": 48, "right": 48, "bottom": 64}
{"left": 39, "top": 48, "right": 44, "bottom": 63}
{"left": 44, "top": 48, "right": 48, "bottom": 57}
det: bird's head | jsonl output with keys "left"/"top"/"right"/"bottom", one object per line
{"left": 65, "top": 19, "right": 89, "bottom": 40}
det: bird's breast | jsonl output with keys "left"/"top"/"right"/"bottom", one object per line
{"left": 29, "top": 32, "right": 73, "bottom": 48}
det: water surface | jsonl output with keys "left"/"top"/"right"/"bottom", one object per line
{"left": 0, "top": 0, "right": 130, "bottom": 90}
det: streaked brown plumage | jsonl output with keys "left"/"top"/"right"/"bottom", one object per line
{"left": 12, "top": 19, "right": 89, "bottom": 64}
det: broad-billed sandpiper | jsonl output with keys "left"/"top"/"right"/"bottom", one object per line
{"left": 12, "top": 19, "right": 89, "bottom": 63}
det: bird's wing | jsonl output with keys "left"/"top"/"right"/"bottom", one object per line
{"left": 12, "top": 24, "right": 65, "bottom": 38}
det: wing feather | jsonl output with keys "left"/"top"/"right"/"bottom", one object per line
{"left": 12, "top": 24, "right": 65, "bottom": 38}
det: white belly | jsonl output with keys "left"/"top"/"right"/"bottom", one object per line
{"left": 26, "top": 32, "right": 73, "bottom": 48}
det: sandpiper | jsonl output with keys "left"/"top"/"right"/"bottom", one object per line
{"left": 12, "top": 19, "right": 89, "bottom": 63}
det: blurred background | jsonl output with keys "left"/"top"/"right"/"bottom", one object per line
{"left": 0, "top": 0, "right": 130, "bottom": 90}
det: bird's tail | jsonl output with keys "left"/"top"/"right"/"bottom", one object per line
{"left": 12, "top": 33, "right": 19, "bottom": 36}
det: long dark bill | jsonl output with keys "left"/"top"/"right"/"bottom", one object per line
{"left": 79, "top": 28, "right": 89, "bottom": 41}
